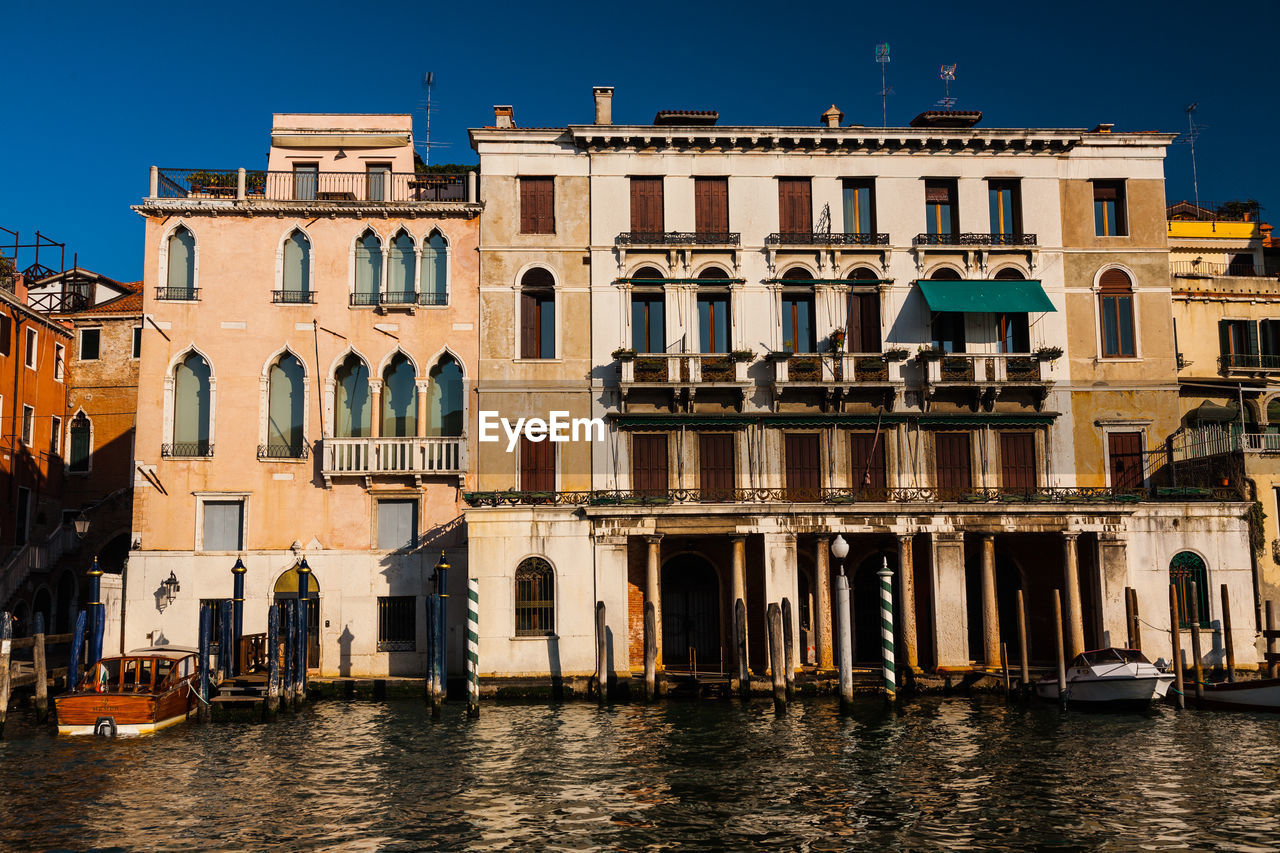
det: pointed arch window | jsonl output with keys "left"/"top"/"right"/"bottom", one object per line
{"left": 334, "top": 354, "right": 371, "bottom": 438}
{"left": 278, "top": 230, "right": 313, "bottom": 304}
{"left": 163, "top": 226, "right": 197, "bottom": 300}
{"left": 169, "top": 352, "right": 212, "bottom": 457}
{"left": 994, "top": 267, "right": 1031, "bottom": 353}
{"left": 427, "top": 355, "right": 464, "bottom": 436}
{"left": 264, "top": 353, "right": 306, "bottom": 458}
{"left": 387, "top": 231, "right": 416, "bottom": 304}
{"left": 69, "top": 413, "right": 91, "bottom": 473}
{"left": 381, "top": 354, "right": 417, "bottom": 437}
{"left": 353, "top": 231, "right": 383, "bottom": 306}
{"left": 421, "top": 232, "right": 448, "bottom": 306}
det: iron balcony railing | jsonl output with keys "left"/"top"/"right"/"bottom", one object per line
{"left": 272, "top": 290, "right": 315, "bottom": 304}
{"left": 616, "top": 231, "right": 741, "bottom": 246}
{"left": 1172, "top": 260, "right": 1271, "bottom": 278}
{"left": 322, "top": 436, "right": 466, "bottom": 477}
{"left": 913, "top": 232, "right": 1038, "bottom": 247}
{"left": 620, "top": 353, "right": 752, "bottom": 384}
{"left": 349, "top": 292, "right": 380, "bottom": 307}
{"left": 1166, "top": 199, "right": 1261, "bottom": 222}
{"left": 921, "top": 353, "right": 1048, "bottom": 384}
{"left": 162, "top": 442, "right": 213, "bottom": 458}
{"left": 155, "top": 169, "right": 473, "bottom": 203}
{"left": 347, "top": 291, "right": 444, "bottom": 307}
{"left": 1219, "top": 353, "right": 1280, "bottom": 372}
{"left": 418, "top": 290, "right": 448, "bottom": 306}
{"left": 765, "top": 232, "right": 890, "bottom": 246}
{"left": 257, "top": 442, "right": 309, "bottom": 460}
{"left": 155, "top": 287, "right": 199, "bottom": 301}
{"left": 771, "top": 353, "right": 904, "bottom": 384}
{"left": 380, "top": 290, "right": 418, "bottom": 305}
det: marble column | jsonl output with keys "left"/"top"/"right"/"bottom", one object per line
{"left": 897, "top": 533, "right": 918, "bottom": 672}
{"left": 646, "top": 534, "right": 664, "bottom": 669}
{"left": 1097, "top": 534, "right": 1130, "bottom": 650}
{"left": 931, "top": 532, "right": 969, "bottom": 667}
{"left": 816, "top": 538, "right": 834, "bottom": 671}
{"left": 1063, "top": 531, "right": 1085, "bottom": 660}
{"left": 981, "top": 534, "right": 1000, "bottom": 667}
{"left": 730, "top": 534, "right": 748, "bottom": 673}
{"left": 415, "top": 380, "right": 430, "bottom": 438}
{"left": 368, "top": 379, "right": 383, "bottom": 438}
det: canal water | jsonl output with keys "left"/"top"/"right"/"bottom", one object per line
{"left": 1, "top": 697, "right": 1278, "bottom": 851}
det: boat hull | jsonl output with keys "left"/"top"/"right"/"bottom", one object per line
{"left": 54, "top": 689, "right": 195, "bottom": 737}
{"left": 1036, "top": 674, "right": 1173, "bottom": 704}
{"left": 1199, "top": 677, "right": 1280, "bottom": 711}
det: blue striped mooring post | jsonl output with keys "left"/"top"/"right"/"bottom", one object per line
{"left": 284, "top": 599, "right": 297, "bottom": 710}
{"left": 86, "top": 558, "right": 104, "bottom": 666}
{"left": 198, "top": 604, "right": 212, "bottom": 722}
{"left": 878, "top": 557, "right": 896, "bottom": 700}
{"left": 466, "top": 577, "right": 480, "bottom": 717}
{"left": 231, "top": 557, "right": 246, "bottom": 677}
{"left": 296, "top": 558, "right": 312, "bottom": 702}
{"left": 436, "top": 552, "right": 449, "bottom": 706}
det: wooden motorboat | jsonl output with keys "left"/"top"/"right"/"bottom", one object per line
{"left": 55, "top": 646, "right": 200, "bottom": 736}
{"left": 1198, "top": 676, "right": 1280, "bottom": 711}
{"left": 1035, "top": 647, "right": 1173, "bottom": 706}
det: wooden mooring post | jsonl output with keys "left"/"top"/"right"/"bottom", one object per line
{"left": 0, "top": 612, "right": 11, "bottom": 738}
{"left": 265, "top": 604, "right": 280, "bottom": 719}
{"left": 32, "top": 612, "right": 48, "bottom": 723}
{"left": 284, "top": 599, "right": 297, "bottom": 711}
{"left": 594, "top": 601, "right": 608, "bottom": 705}
{"left": 644, "top": 601, "right": 658, "bottom": 701}
{"left": 67, "top": 610, "right": 85, "bottom": 693}
{"left": 1189, "top": 581, "right": 1205, "bottom": 702}
{"left": 1169, "top": 584, "right": 1185, "bottom": 710}
{"left": 1128, "top": 588, "right": 1142, "bottom": 652}
{"left": 781, "top": 598, "right": 795, "bottom": 700}
{"left": 1000, "top": 642, "right": 1010, "bottom": 697}
{"left": 767, "top": 603, "right": 786, "bottom": 711}
{"left": 1053, "top": 590, "right": 1067, "bottom": 709}
{"left": 1016, "top": 589, "right": 1030, "bottom": 698}
{"left": 733, "top": 599, "right": 748, "bottom": 701}
{"left": 1266, "top": 601, "right": 1278, "bottom": 679}
{"left": 1220, "top": 584, "right": 1236, "bottom": 683}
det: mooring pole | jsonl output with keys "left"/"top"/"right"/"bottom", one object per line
{"left": 266, "top": 604, "right": 280, "bottom": 719}
{"left": 425, "top": 591, "right": 436, "bottom": 707}
{"left": 466, "top": 577, "right": 480, "bottom": 718}
{"left": 595, "top": 601, "right": 608, "bottom": 704}
{"left": 296, "top": 559, "right": 312, "bottom": 703}
{"left": 1220, "top": 584, "right": 1236, "bottom": 683}
{"left": 835, "top": 572, "right": 854, "bottom": 710}
{"left": 781, "top": 597, "right": 796, "bottom": 699}
{"left": 284, "top": 599, "right": 297, "bottom": 711}
{"left": 878, "top": 557, "right": 895, "bottom": 702}
{"left": 67, "top": 610, "right": 85, "bottom": 692}
{"left": 1189, "top": 581, "right": 1205, "bottom": 702}
{"left": 0, "top": 612, "right": 11, "bottom": 738}
{"left": 645, "top": 601, "right": 658, "bottom": 701}
{"left": 1016, "top": 589, "right": 1030, "bottom": 698}
{"left": 32, "top": 612, "right": 48, "bottom": 723}
{"left": 87, "top": 558, "right": 104, "bottom": 666}
{"left": 1054, "top": 589, "right": 1067, "bottom": 710}
{"left": 1130, "top": 588, "right": 1142, "bottom": 653}
{"left": 767, "top": 603, "right": 786, "bottom": 711}
{"left": 734, "top": 599, "right": 748, "bottom": 701}
{"left": 1124, "top": 587, "right": 1136, "bottom": 650}
{"left": 221, "top": 598, "right": 235, "bottom": 685}
{"left": 1266, "top": 600, "right": 1277, "bottom": 679}
{"left": 231, "top": 558, "right": 246, "bottom": 678}
{"left": 1169, "top": 584, "right": 1185, "bottom": 710}
{"left": 198, "top": 604, "right": 212, "bottom": 723}
{"left": 1000, "top": 642, "right": 1010, "bottom": 698}
{"left": 435, "top": 553, "right": 449, "bottom": 709}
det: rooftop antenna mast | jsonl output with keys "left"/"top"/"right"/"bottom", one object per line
{"left": 937, "top": 64, "right": 957, "bottom": 110}
{"left": 1183, "top": 103, "right": 1204, "bottom": 212}
{"left": 416, "top": 71, "right": 451, "bottom": 166}
{"left": 875, "top": 43, "right": 892, "bottom": 128}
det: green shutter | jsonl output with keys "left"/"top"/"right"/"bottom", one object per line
{"left": 1218, "top": 320, "right": 1230, "bottom": 358}
{"left": 1247, "top": 320, "right": 1260, "bottom": 356}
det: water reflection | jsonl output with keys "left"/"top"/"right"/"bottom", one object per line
{"left": 1, "top": 697, "right": 1278, "bottom": 851}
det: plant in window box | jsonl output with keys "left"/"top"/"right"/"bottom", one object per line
{"left": 1035, "top": 345, "right": 1064, "bottom": 361}
{"left": 610, "top": 347, "right": 637, "bottom": 362}
{"left": 245, "top": 170, "right": 267, "bottom": 196}
{"left": 882, "top": 347, "right": 910, "bottom": 361}
{"left": 729, "top": 349, "right": 756, "bottom": 363}
{"left": 187, "top": 170, "right": 236, "bottom": 193}
{"left": 829, "top": 328, "right": 847, "bottom": 351}
{"left": 767, "top": 350, "right": 792, "bottom": 361}
{"left": 916, "top": 344, "right": 945, "bottom": 362}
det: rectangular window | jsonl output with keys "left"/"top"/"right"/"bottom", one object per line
{"left": 925, "top": 180, "right": 958, "bottom": 237}
{"left": 842, "top": 179, "right": 876, "bottom": 235}
{"left": 1000, "top": 432, "right": 1037, "bottom": 492}
{"left": 366, "top": 163, "right": 390, "bottom": 202}
{"left": 519, "top": 177, "right": 555, "bottom": 234}
{"left": 695, "top": 177, "right": 729, "bottom": 234}
{"left": 1108, "top": 431, "right": 1144, "bottom": 491}
{"left": 988, "top": 180, "right": 1022, "bottom": 236}
{"left": 699, "top": 433, "right": 734, "bottom": 500}
{"left": 202, "top": 500, "right": 244, "bottom": 551}
{"left": 520, "top": 289, "right": 555, "bottom": 359}
{"left": 934, "top": 432, "right": 972, "bottom": 496}
{"left": 293, "top": 163, "right": 318, "bottom": 201}
{"left": 376, "top": 499, "right": 418, "bottom": 550}
{"left": 785, "top": 432, "right": 821, "bottom": 500}
{"left": 697, "top": 292, "right": 730, "bottom": 353}
{"left": 520, "top": 436, "right": 556, "bottom": 492}
{"left": 76, "top": 328, "right": 100, "bottom": 361}
{"left": 50, "top": 415, "right": 61, "bottom": 457}
{"left": 997, "top": 313, "right": 1031, "bottom": 353}
{"left": 1093, "top": 181, "right": 1127, "bottom": 236}
{"left": 629, "top": 176, "right": 664, "bottom": 234}
{"left": 0, "top": 315, "right": 10, "bottom": 356}
{"left": 24, "top": 328, "right": 36, "bottom": 369}
{"left": 132, "top": 326, "right": 143, "bottom": 359}
{"left": 377, "top": 596, "right": 417, "bottom": 651}
{"left": 54, "top": 343, "right": 65, "bottom": 380}
{"left": 782, "top": 291, "right": 815, "bottom": 353}
{"left": 778, "top": 178, "right": 813, "bottom": 235}
{"left": 933, "top": 312, "right": 967, "bottom": 353}
{"left": 21, "top": 405, "right": 33, "bottom": 444}
{"left": 848, "top": 291, "right": 881, "bottom": 353}
{"left": 849, "top": 431, "right": 887, "bottom": 495}
{"left": 1219, "top": 319, "right": 1258, "bottom": 369}
{"left": 631, "top": 434, "right": 669, "bottom": 496}
{"left": 631, "top": 291, "right": 666, "bottom": 353}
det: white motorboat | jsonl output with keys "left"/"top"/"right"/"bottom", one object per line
{"left": 1035, "top": 648, "right": 1174, "bottom": 706}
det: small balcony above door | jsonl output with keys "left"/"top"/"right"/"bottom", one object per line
{"left": 321, "top": 436, "right": 466, "bottom": 487}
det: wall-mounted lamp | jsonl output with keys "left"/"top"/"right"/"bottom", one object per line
{"left": 74, "top": 511, "right": 90, "bottom": 539}
{"left": 162, "top": 570, "right": 181, "bottom": 605}
{"left": 334, "top": 148, "right": 348, "bottom": 160}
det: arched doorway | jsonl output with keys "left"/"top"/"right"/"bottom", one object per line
{"left": 853, "top": 552, "right": 895, "bottom": 663}
{"left": 662, "top": 554, "right": 721, "bottom": 672}
{"left": 274, "top": 565, "right": 321, "bottom": 670}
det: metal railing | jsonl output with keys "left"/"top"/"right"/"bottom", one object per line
{"left": 1172, "top": 260, "right": 1270, "bottom": 278}
{"left": 155, "top": 169, "right": 472, "bottom": 203}
{"left": 620, "top": 353, "right": 751, "bottom": 384}
{"left": 1176, "top": 425, "right": 1280, "bottom": 459}
{"left": 616, "top": 231, "right": 741, "bottom": 246}
{"left": 272, "top": 290, "right": 315, "bottom": 304}
{"left": 765, "top": 232, "right": 890, "bottom": 246}
{"left": 0, "top": 523, "right": 78, "bottom": 614}
{"left": 1166, "top": 199, "right": 1261, "bottom": 222}
{"left": 322, "top": 436, "right": 466, "bottom": 476}
{"left": 161, "top": 442, "right": 213, "bottom": 458}
{"left": 418, "top": 290, "right": 448, "bottom": 306}
{"left": 771, "top": 353, "right": 903, "bottom": 384}
{"left": 921, "top": 353, "right": 1047, "bottom": 383}
{"left": 1219, "top": 353, "right": 1280, "bottom": 372}
{"left": 349, "top": 292, "right": 380, "bottom": 307}
{"left": 257, "top": 443, "right": 309, "bottom": 460}
{"left": 155, "top": 287, "right": 199, "bottom": 301}
{"left": 912, "top": 232, "right": 1037, "bottom": 246}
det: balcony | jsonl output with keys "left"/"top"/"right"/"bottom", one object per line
{"left": 150, "top": 168, "right": 476, "bottom": 205}
{"left": 162, "top": 442, "right": 213, "bottom": 458}
{"left": 618, "top": 353, "right": 752, "bottom": 411}
{"left": 615, "top": 231, "right": 740, "bottom": 247}
{"left": 156, "top": 287, "right": 199, "bottom": 302}
{"left": 27, "top": 291, "right": 90, "bottom": 313}
{"left": 912, "top": 233, "right": 1037, "bottom": 247}
{"left": 1167, "top": 199, "right": 1260, "bottom": 223}
{"left": 272, "top": 290, "right": 316, "bottom": 304}
{"left": 1219, "top": 353, "right": 1280, "bottom": 374}
{"left": 769, "top": 352, "right": 906, "bottom": 410}
{"left": 347, "top": 291, "right": 443, "bottom": 309}
{"left": 321, "top": 436, "right": 466, "bottom": 486}
{"left": 765, "top": 232, "right": 889, "bottom": 247}
{"left": 1173, "top": 260, "right": 1272, "bottom": 279}
{"left": 258, "top": 443, "right": 309, "bottom": 460}
{"left": 920, "top": 352, "right": 1052, "bottom": 410}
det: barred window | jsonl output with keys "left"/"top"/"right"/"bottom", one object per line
{"left": 515, "top": 557, "right": 555, "bottom": 637}
{"left": 1170, "top": 551, "right": 1210, "bottom": 628}
{"left": 377, "top": 596, "right": 416, "bottom": 651}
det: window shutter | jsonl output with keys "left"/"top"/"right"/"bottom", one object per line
{"left": 1218, "top": 319, "right": 1230, "bottom": 358}
{"left": 779, "top": 179, "right": 812, "bottom": 234}
{"left": 1099, "top": 269, "right": 1132, "bottom": 293}
{"left": 698, "top": 433, "right": 734, "bottom": 498}
{"left": 849, "top": 432, "right": 886, "bottom": 492}
{"left": 696, "top": 178, "right": 729, "bottom": 234}
{"left": 784, "top": 433, "right": 821, "bottom": 499}
{"left": 538, "top": 179, "right": 554, "bottom": 233}
{"left": 521, "top": 437, "right": 555, "bottom": 492}
{"left": 520, "top": 290, "right": 538, "bottom": 359}
{"left": 520, "top": 179, "right": 536, "bottom": 233}
{"left": 1247, "top": 320, "right": 1260, "bottom": 356}
{"left": 631, "top": 177, "right": 663, "bottom": 233}
{"left": 935, "top": 432, "right": 972, "bottom": 495}
{"left": 999, "top": 432, "right": 1037, "bottom": 492}
{"left": 631, "top": 434, "right": 669, "bottom": 495}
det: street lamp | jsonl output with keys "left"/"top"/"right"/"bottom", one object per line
{"left": 830, "top": 534, "right": 850, "bottom": 577}
{"left": 432, "top": 551, "right": 450, "bottom": 596}
{"left": 161, "top": 571, "right": 181, "bottom": 604}
{"left": 73, "top": 511, "right": 90, "bottom": 539}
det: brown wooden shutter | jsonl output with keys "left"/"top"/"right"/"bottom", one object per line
{"left": 520, "top": 178, "right": 554, "bottom": 234}
{"left": 630, "top": 177, "right": 663, "bottom": 234}
{"left": 999, "top": 432, "right": 1037, "bottom": 492}
{"left": 1098, "top": 268, "right": 1132, "bottom": 293}
{"left": 631, "top": 434, "right": 669, "bottom": 496}
{"left": 696, "top": 177, "right": 729, "bottom": 234}
{"left": 849, "top": 292, "right": 881, "bottom": 353}
{"left": 699, "top": 433, "right": 734, "bottom": 499}
{"left": 778, "top": 178, "right": 812, "bottom": 235}
{"left": 520, "top": 290, "right": 538, "bottom": 358}
{"left": 785, "top": 433, "right": 821, "bottom": 500}
{"left": 520, "top": 436, "right": 556, "bottom": 492}
{"left": 925, "top": 183, "right": 952, "bottom": 203}
{"left": 1093, "top": 183, "right": 1118, "bottom": 201}
{"left": 849, "top": 431, "right": 887, "bottom": 495}
{"left": 1108, "top": 431, "right": 1143, "bottom": 491}
{"left": 934, "top": 432, "right": 972, "bottom": 497}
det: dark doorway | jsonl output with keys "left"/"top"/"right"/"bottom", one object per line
{"left": 853, "top": 552, "right": 894, "bottom": 662}
{"left": 274, "top": 566, "right": 321, "bottom": 670}
{"left": 662, "top": 554, "right": 721, "bottom": 672}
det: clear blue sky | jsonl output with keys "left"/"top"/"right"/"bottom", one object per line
{"left": 2, "top": 0, "right": 1275, "bottom": 280}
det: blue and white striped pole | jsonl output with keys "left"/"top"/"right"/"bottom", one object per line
{"left": 878, "top": 557, "right": 896, "bottom": 700}
{"left": 466, "top": 577, "right": 480, "bottom": 717}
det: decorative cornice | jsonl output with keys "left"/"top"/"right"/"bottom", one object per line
{"left": 132, "top": 199, "right": 483, "bottom": 220}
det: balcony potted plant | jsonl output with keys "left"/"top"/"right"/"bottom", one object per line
{"left": 1035, "top": 345, "right": 1064, "bottom": 361}
{"left": 610, "top": 347, "right": 637, "bottom": 362}
{"left": 916, "top": 344, "right": 945, "bottom": 363}
{"left": 882, "top": 347, "right": 910, "bottom": 361}
{"left": 245, "top": 170, "right": 267, "bottom": 196}
{"left": 829, "top": 328, "right": 846, "bottom": 352}
{"left": 186, "top": 169, "right": 236, "bottom": 195}
{"left": 729, "top": 349, "right": 756, "bottom": 363}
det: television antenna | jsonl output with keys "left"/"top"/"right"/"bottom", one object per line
{"left": 936, "top": 64, "right": 957, "bottom": 111}
{"left": 415, "top": 71, "right": 451, "bottom": 166}
{"left": 875, "top": 43, "right": 892, "bottom": 127}
{"left": 1178, "top": 103, "right": 1205, "bottom": 212}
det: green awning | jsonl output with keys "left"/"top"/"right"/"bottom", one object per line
{"left": 917, "top": 280, "right": 1056, "bottom": 313}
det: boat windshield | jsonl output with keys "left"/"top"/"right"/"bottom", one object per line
{"left": 1074, "top": 648, "right": 1150, "bottom": 666}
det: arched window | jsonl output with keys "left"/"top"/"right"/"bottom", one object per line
{"left": 68, "top": 412, "right": 91, "bottom": 473}
{"left": 696, "top": 267, "right": 731, "bottom": 354}
{"left": 334, "top": 354, "right": 371, "bottom": 438}
{"left": 381, "top": 353, "right": 417, "bottom": 437}
{"left": 281, "top": 230, "right": 311, "bottom": 302}
{"left": 266, "top": 353, "right": 306, "bottom": 458}
{"left": 1098, "top": 269, "right": 1135, "bottom": 358}
{"left": 172, "top": 352, "right": 211, "bottom": 456}
{"left": 520, "top": 268, "right": 555, "bottom": 359}
{"left": 929, "top": 267, "right": 965, "bottom": 353}
{"left": 994, "top": 268, "right": 1030, "bottom": 353}
{"left": 847, "top": 267, "right": 881, "bottom": 353}
{"left": 421, "top": 232, "right": 448, "bottom": 306}
{"left": 387, "top": 231, "right": 416, "bottom": 304}
{"left": 515, "top": 557, "right": 555, "bottom": 636}
{"left": 1266, "top": 398, "right": 1280, "bottom": 435}
{"left": 167, "top": 226, "right": 196, "bottom": 297}
{"left": 426, "top": 355, "right": 463, "bottom": 437}
{"left": 780, "top": 268, "right": 815, "bottom": 353}
{"left": 354, "top": 231, "right": 383, "bottom": 306}
{"left": 1170, "top": 551, "right": 1210, "bottom": 628}
{"left": 630, "top": 265, "right": 666, "bottom": 353}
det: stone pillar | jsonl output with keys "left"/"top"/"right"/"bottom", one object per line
{"left": 763, "top": 532, "right": 800, "bottom": 672}
{"left": 645, "top": 534, "right": 663, "bottom": 670}
{"left": 730, "top": 534, "right": 749, "bottom": 672}
{"left": 1063, "top": 531, "right": 1085, "bottom": 660}
{"left": 980, "top": 534, "right": 1000, "bottom": 667}
{"left": 593, "top": 535, "right": 629, "bottom": 682}
{"left": 815, "top": 538, "right": 834, "bottom": 670}
{"left": 931, "top": 532, "right": 969, "bottom": 667}
{"left": 369, "top": 379, "right": 383, "bottom": 437}
{"left": 415, "top": 381, "right": 430, "bottom": 438}
{"left": 1096, "top": 534, "right": 1130, "bottom": 650}
{"left": 897, "top": 533, "right": 918, "bottom": 672}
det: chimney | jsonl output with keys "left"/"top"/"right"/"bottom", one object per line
{"left": 493, "top": 105, "right": 515, "bottom": 129}
{"left": 821, "top": 105, "right": 844, "bottom": 128}
{"left": 593, "top": 86, "right": 614, "bottom": 126}
{"left": 1092, "top": 123, "right": 1114, "bottom": 133}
